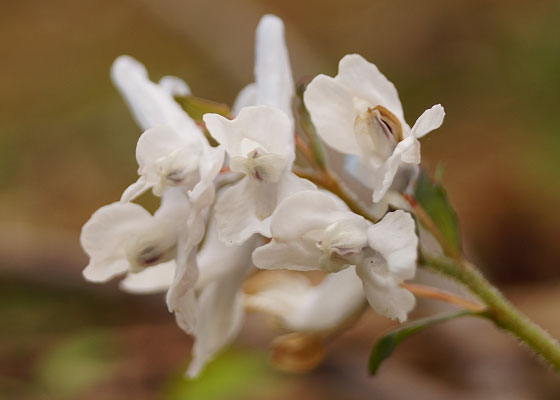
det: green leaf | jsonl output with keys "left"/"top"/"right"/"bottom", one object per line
{"left": 414, "top": 170, "right": 461, "bottom": 255}
{"left": 369, "top": 310, "right": 485, "bottom": 375}
{"left": 174, "top": 95, "right": 231, "bottom": 121}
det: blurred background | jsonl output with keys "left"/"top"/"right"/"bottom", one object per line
{"left": 1, "top": 0, "right": 560, "bottom": 398}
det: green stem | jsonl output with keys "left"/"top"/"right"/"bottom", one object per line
{"left": 420, "top": 251, "right": 560, "bottom": 371}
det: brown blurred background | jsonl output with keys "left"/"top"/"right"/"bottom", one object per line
{"left": 1, "top": 0, "right": 559, "bottom": 399}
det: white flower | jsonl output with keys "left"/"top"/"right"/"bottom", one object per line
{"left": 121, "top": 125, "right": 224, "bottom": 206}
{"left": 304, "top": 54, "right": 445, "bottom": 202}
{"left": 111, "top": 56, "right": 224, "bottom": 205}
{"left": 245, "top": 267, "right": 365, "bottom": 333}
{"left": 252, "top": 190, "right": 418, "bottom": 322}
{"left": 203, "top": 106, "right": 315, "bottom": 244}
{"left": 232, "top": 14, "right": 294, "bottom": 129}
{"left": 81, "top": 188, "right": 191, "bottom": 283}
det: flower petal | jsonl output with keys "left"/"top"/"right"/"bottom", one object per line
{"left": 411, "top": 104, "right": 445, "bottom": 139}
{"left": 304, "top": 74, "right": 360, "bottom": 155}
{"left": 185, "top": 236, "right": 256, "bottom": 377}
{"left": 204, "top": 105, "right": 292, "bottom": 159}
{"left": 119, "top": 261, "right": 175, "bottom": 294}
{"left": 336, "top": 54, "right": 405, "bottom": 122}
{"left": 269, "top": 190, "right": 348, "bottom": 241}
{"left": 81, "top": 202, "right": 151, "bottom": 282}
{"left": 158, "top": 76, "right": 191, "bottom": 97}
{"left": 232, "top": 83, "right": 257, "bottom": 116}
{"left": 255, "top": 15, "right": 294, "bottom": 128}
{"left": 111, "top": 55, "right": 202, "bottom": 140}
{"left": 372, "top": 136, "right": 418, "bottom": 203}
{"left": 214, "top": 177, "right": 270, "bottom": 244}
{"left": 252, "top": 239, "right": 321, "bottom": 271}
{"left": 356, "top": 262, "right": 415, "bottom": 323}
{"left": 367, "top": 210, "right": 418, "bottom": 281}
{"left": 246, "top": 267, "right": 365, "bottom": 332}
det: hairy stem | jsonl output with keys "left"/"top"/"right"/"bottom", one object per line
{"left": 420, "top": 251, "right": 560, "bottom": 371}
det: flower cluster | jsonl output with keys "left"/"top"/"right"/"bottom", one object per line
{"left": 81, "top": 14, "right": 444, "bottom": 377}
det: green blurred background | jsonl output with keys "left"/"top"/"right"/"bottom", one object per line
{"left": 1, "top": 0, "right": 559, "bottom": 398}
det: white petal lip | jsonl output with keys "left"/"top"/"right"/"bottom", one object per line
{"left": 367, "top": 210, "right": 418, "bottom": 281}
{"left": 81, "top": 202, "right": 151, "bottom": 282}
{"left": 158, "top": 76, "right": 191, "bottom": 97}
{"left": 336, "top": 54, "right": 404, "bottom": 122}
{"left": 304, "top": 74, "right": 360, "bottom": 154}
{"left": 255, "top": 14, "right": 295, "bottom": 129}
{"left": 246, "top": 267, "right": 365, "bottom": 332}
{"left": 111, "top": 55, "right": 202, "bottom": 141}
{"left": 411, "top": 104, "right": 445, "bottom": 139}
{"left": 371, "top": 136, "right": 416, "bottom": 203}
{"left": 214, "top": 177, "right": 271, "bottom": 245}
{"left": 119, "top": 261, "right": 176, "bottom": 294}
{"left": 268, "top": 190, "right": 348, "bottom": 240}
{"left": 252, "top": 240, "right": 322, "bottom": 271}
{"left": 356, "top": 262, "right": 415, "bottom": 323}
{"left": 204, "top": 105, "right": 293, "bottom": 159}
{"left": 185, "top": 235, "right": 257, "bottom": 377}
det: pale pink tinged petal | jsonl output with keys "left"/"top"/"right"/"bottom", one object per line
{"left": 336, "top": 54, "right": 404, "bottom": 122}
{"left": 81, "top": 202, "right": 151, "bottom": 282}
{"left": 111, "top": 56, "right": 202, "bottom": 140}
{"left": 214, "top": 177, "right": 270, "bottom": 244}
{"left": 411, "top": 104, "right": 445, "bottom": 139}
{"left": 367, "top": 210, "right": 418, "bottom": 281}
{"left": 158, "top": 76, "right": 191, "bottom": 97}
{"left": 205, "top": 106, "right": 292, "bottom": 159}
{"left": 356, "top": 263, "right": 415, "bottom": 323}
{"left": 304, "top": 74, "right": 360, "bottom": 155}
{"left": 119, "top": 261, "right": 175, "bottom": 294}
{"left": 232, "top": 83, "right": 257, "bottom": 116}
{"left": 372, "top": 136, "right": 417, "bottom": 203}
{"left": 255, "top": 15, "right": 295, "bottom": 128}
{"left": 269, "top": 190, "right": 347, "bottom": 240}
{"left": 252, "top": 240, "right": 321, "bottom": 271}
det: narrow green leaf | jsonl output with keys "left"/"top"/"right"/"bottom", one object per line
{"left": 174, "top": 95, "right": 231, "bottom": 121}
{"left": 369, "top": 310, "right": 486, "bottom": 375}
{"left": 414, "top": 170, "right": 461, "bottom": 254}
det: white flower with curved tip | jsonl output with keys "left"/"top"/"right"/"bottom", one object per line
{"left": 81, "top": 188, "right": 191, "bottom": 284}
{"left": 204, "top": 106, "right": 315, "bottom": 244}
{"left": 245, "top": 267, "right": 365, "bottom": 333}
{"left": 304, "top": 54, "right": 445, "bottom": 202}
{"left": 232, "top": 14, "right": 294, "bottom": 128}
{"left": 253, "top": 190, "right": 418, "bottom": 322}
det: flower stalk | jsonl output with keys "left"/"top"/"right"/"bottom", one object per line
{"left": 420, "top": 251, "right": 560, "bottom": 371}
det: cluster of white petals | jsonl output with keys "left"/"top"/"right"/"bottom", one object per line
{"left": 81, "top": 14, "right": 443, "bottom": 377}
